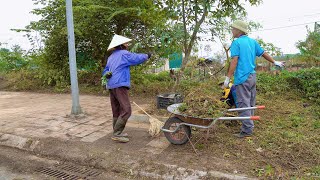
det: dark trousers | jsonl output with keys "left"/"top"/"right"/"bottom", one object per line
{"left": 109, "top": 87, "right": 132, "bottom": 135}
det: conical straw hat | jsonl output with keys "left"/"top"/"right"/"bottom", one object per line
{"left": 107, "top": 34, "right": 132, "bottom": 51}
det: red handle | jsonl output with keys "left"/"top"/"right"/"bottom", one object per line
{"left": 250, "top": 116, "right": 260, "bottom": 120}
{"left": 257, "top": 105, "right": 265, "bottom": 109}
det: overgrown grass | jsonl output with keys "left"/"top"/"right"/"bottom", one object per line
{"left": 191, "top": 69, "right": 320, "bottom": 178}
{"left": 257, "top": 68, "right": 320, "bottom": 105}
{"left": 194, "top": 91, "right": 320, "bottom": 178}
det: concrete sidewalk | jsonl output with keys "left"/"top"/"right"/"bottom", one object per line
{"left": 0, "top": 91, "right": 152, "bottom": 143}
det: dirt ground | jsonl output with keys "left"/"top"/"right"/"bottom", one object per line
{"left": 0, "top": 91, "right": 252, "bottom": 179}
{"left": 0, "top": 90, "right": 319, "bottom": 179}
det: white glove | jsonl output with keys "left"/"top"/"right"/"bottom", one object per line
{"left": 274, "top": 61, "right": 285, "bottom": 68}
{"left": 223, "top": 76, "right": 230, "bottom": 88}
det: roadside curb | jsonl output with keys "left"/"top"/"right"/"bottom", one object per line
{"left": 129, "top": 114, "right": 149, "bottom": 123}
{"left": 133, "top": 162, "right": 257, "bottom": 180}
{"left": 0, "top": 133, "right": 257, "bottom": 180}
{"left": 129, "top": 114, "right": 168, "bottom": 123}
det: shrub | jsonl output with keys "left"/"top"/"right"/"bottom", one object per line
{"left": 257, "top": 68, "right": 320, "bottom": 105}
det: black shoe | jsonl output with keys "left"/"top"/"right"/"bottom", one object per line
{"left": 234, "top": 131, "right": 252, "bottom": 138}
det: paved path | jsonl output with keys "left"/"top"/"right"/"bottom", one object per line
{"left": 0, "top": 91, "right": 163, "bottom": 144}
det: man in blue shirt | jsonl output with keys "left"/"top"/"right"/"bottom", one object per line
{"left": 103, "top": 34, "right": 151, "bottom": 142}
{"left": 223, "top": 20, "right": 284, "bottom": 138}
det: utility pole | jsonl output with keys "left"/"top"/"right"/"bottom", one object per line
{"left": 314, "top": 22, "right": 320, "bottom": 33}
{"left": 66, "top": 0, "right": 82, "bottom": 115}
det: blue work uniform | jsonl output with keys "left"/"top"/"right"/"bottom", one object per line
{"left": 103, "top": 49, "right": 148, "bottom": 136}
{"left": 230, "top": 35, "right": 264, "bottom": 134}
{"left": 103, "top": 50, "right": 148, "bottom": 89}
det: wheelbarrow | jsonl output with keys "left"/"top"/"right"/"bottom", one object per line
{"left": 161, "top": 103, "right": 265, "bottom": 148}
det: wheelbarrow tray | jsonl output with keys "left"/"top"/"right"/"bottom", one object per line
{"left": 163, "top": 103, "right": 265, "bottom": 146}
{"left": 167, "top": 103, "right": 216, "bottom": 126}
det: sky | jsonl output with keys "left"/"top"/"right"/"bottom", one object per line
{"left": 0, "top": 0, "right": 40, "bottom": 50}
{"left": 245, "top": 0, "right": 319, "bottom": 54}
{"left": 0, "top": 0, "right": 319, "bottom": 55}
{"left": 199, "top": 0, "right": 320, "bottom": 57}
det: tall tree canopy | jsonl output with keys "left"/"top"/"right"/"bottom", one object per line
{"left": 22, "top": 0, "right": 263, "bottom": 85}
{"left": 25, "top": 0, "right": 168, "bottom": 73}
{"left": 158, "top": 0, "right": 261, "bottom": 83}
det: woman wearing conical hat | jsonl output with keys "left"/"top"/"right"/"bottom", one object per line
{"left": 103, "top": 34, "right": 151, "bottom": 143}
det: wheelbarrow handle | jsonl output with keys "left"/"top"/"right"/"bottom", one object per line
{"left": 250, "top": 116, "right": 260, "bottom": 120}
{"left": 227, "top": 106, "right": 265, "bottom": 112}
{"left": 161, "top": 116, "right": 261, "bottom": 134}
{"left": 218, "top": 116, "right": 260, "bottom": 121}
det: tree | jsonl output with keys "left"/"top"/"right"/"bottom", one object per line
{"left": 210, "top": 17, "right": 262, "bottom": 60}
{"left": 296, "top": 29, "right": 320, "bottom": 64}
{"left": 18, "top": 0, "right": 168, "bottom": 85}
{"left": 256, "top": 38, "right": 282, "bottom": 57}
{"left": 255, "top": 38, "right": 282, "bottom": 71}
{"left": 0, "top": 45, "right": 27, "bottom": 72}
{"left": 161, "top": 0, "right": 261, "bottom": 84}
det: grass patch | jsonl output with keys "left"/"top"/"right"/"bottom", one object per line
{"left": 309, "top": 166, "right": 320, "bottom": 177}
{"left": 194, "top": 72, "right": 320, "bottom": 178}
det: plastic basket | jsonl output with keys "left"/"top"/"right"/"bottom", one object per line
{"left": 157, "top": 93, "right": 183, "bottom": 109}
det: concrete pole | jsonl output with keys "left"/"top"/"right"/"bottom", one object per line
{"left": 66, "top": 0, "right": 82, "bottom": 115}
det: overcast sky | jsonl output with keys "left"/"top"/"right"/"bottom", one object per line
{"left": 0, "top": 0, "right": 319, "bottom": 54}
{"left": 245, "top": 0, "right": 319, "bottom": 54}
{"left": 0, "top": 0, "right": 39, "bottom": 50}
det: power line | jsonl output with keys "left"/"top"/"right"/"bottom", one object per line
{"left": 253, "top": 21, "right": 319, "bottom": 32}
{"left": 289, "top": 12, "right": 320, "bottom": 19}
{"left": 250, "top": 11, "right": 320, "bottom": 23}
{"left": 197, "top": 21, "right": 319, "bottom": 38}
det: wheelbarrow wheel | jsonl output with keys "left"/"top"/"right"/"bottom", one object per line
{"left": 163, "top": 117, "right": 191, "bottom": 145}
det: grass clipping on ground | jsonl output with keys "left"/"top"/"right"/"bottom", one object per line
{"left": 178, "top": 81, "right": 229, "bottom": 118}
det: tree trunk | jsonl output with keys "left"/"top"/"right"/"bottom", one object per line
{"left": 172, "top": 0, "right": 208, "bottom": 90}
{"left": 223, "top": 46, "right": 230, "bottom": 75}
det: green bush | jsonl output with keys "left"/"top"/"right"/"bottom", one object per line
{"left": 130, "top": 70, "right": 174, "bottom": 96}
{"left": 5, "top": 69, "right": 45, "bottom": 91}
{"left": 293, "top": 68, "right": 320, "bottom": 104}
{"left": 0, "top": 47, "right": 28, "bottom": 72}
{"left": 257, "top": 68, "right": 320, "bottom": 105}
{"left": 2, "top": 51, "right": 70, "bottom": 92}
{"left": 144, "top": 71, "right": 172, "bottom": 82}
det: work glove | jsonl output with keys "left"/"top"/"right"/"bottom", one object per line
{"left": 147, "top": 53, "right": 152, "bottom": 59}
{"left": 274, "top": 61, "right": 285, "bottom": 68}
{"left": 105, "top": 72, "right": 112, "bottom": 79}
{"left": 223, "top": 76, "right": 230, "bottom": 89}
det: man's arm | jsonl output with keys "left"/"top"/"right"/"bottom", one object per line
{"left": 262, "top": 52, "right": 275, "bottom": 63}
{"left": 262, "top": 52, "right": 285, "bottom": 67}
{"left": 222, "top": 56, "right": 238, "bottom": 88}
{"left": 227, "top": 56, "right": 238, "bottom": 78}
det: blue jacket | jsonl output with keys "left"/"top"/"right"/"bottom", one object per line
{"left": 103, "top": 50, "right": 148, "bottom": 89}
